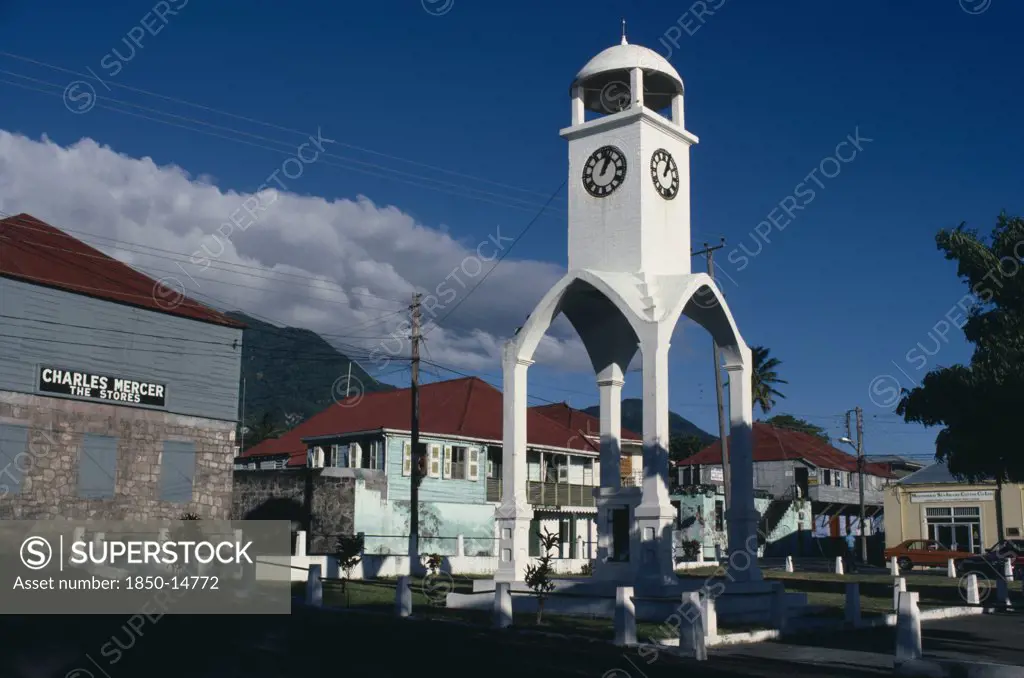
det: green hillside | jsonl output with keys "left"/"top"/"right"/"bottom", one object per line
{"left": 582, "top": 398, "right": 717, "bottom": 444}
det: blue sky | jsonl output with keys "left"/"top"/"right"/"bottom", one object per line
{"left": 1, "top": 0, "right": 1021, "bottom": 460}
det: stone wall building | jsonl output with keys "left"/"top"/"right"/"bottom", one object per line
{"left": 0, "top": 213, "right": 244, "bottom": 520}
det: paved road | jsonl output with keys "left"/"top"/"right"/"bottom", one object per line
{"left": 2, "top": 608, "right": 1021, "bottom": 678}
{"left": 716, "top": 610, "right": 1024, "bottom": 670}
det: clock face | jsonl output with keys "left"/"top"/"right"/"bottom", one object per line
{"left": 582, "top": 146, "right": 627, "bottom": 197}
{"left": 650, "top": 149, "right": 679, "bottom": 200}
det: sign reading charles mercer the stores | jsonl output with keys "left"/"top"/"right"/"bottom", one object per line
{"left": 38, "top": 367, "right": 166, "bottom": 407}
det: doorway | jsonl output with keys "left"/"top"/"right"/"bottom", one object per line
{"left": 611, "top": 507, "right": 630, "bottom": 562}
{"left": 795, "top": 467, "right": 809, "bottom": 498}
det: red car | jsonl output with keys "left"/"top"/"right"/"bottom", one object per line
{"left": 884, "top": 539, "right": 968, "bottom": 573}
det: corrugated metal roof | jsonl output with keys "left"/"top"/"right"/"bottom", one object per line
{"left": 0, "top": 213, "right": 243, "bottom": 328}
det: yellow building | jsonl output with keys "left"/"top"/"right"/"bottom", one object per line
{"left": 884, "top": 462, "right": 1024, "bottom": 553}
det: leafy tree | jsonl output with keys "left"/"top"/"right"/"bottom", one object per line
{"left": 669, "top": 434, "right": 706, "bottom": 463}
{"left": 524, "top": 529, "right": 561, "bottom": 624}
{"left": 751, "top": 346, "right": 788, "bottom": 414}
{"left": 764, "top": 414, "right": 829, "bottom": 442}
{"left": 897, "top": 214, "right": 1024, "bottom": 540}
{"left": 243, "top": 411, "right": 285, "bottom": 447}
{"left": 333, "top": 534, "right": 364, "bottom": 607}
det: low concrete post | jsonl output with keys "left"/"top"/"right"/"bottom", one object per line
{"left": 965, "top": 573, "right": 980, "bottom": 606}
{"left": 696, "top": 548, "right": 705, "bottom": 564}
{"left": 997, "top": 576, "right": 1009, "bottom": 608}
{"left": 1004, "top": 558, "right": 1014, "bottom": 581}
{"left": 701, "top": 593, "right": 718, "bottom": 640}
{"left": 845, "top": 582, "right": 861, "bottom": 626}
{"left": 890, "top": 556, "right": 899, "bottom": 574}
{"left": 785, "top": 555, "right": 794, "bottom": 573}
{"left": 73, "top": 527, "right": 86, "bottom": 544}
{"left": 947, "top": 558, "right": 956, "bottom": 578}
{"left": 613, "top": 586, "right": 637, "bottom": 647}
{"left": 893, "top": 577, "right": 906, "bottom": 611}
{"left": 895, "top": 591, "right": 922, "bottom": 663}
{"left": 678, "top": 592, "right": 707, "bottom": 661}
{"left": 835, "top": 556, "right": 844, "bottom": 575}
{"left": 395, "top": 575, "right": 412, "bottom": 617}
{"left": 306, "top": 564, "right": 322, "bottom": 607}
{"left": 456, "top": 534, "right": 465, "bottom": 558}
{"left": 493, "top": 582, "right": 512, "bottom": 629}
{"left": 93, "top": 532, "right": 105, "bottom": 547}
{"left": 294, "top": 530, "right": 307, "bottom": 557}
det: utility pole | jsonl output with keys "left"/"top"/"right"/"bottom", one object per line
{"left": 408, "top": 293, "right": 423, "bottom": 575}
{"left": 693, "top": 239, "right": 730, "bottom": 510}
{"left": 846, "top": 407, "right": 868, "bottom": 563}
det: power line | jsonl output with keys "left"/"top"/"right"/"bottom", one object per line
{"left": 0, "top": 50, "right": 557, "bottom": 199}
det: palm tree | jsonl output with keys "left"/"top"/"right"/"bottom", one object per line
{"left": 751, "top": 345, "right": 787, "bottom": 414}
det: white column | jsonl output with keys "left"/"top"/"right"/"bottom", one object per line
{"left": 496, "top": 343, "right": 534, "bottom": 582}
{"left": 613, "top": 586, "right": 637, "bottom": 646}
{"left": 571, "top": 85, "right": 585, "bottom": 125}
{"left": 598, "top": 364, "right": 624, "bottom": 489}
{"left": 724, "top": 353, "right": 763, "bottom": 583}
{"left": 672, "top": 93, "right": 684, "bottom": 126}
{"left": 630, "top": 67, "right": 644, "bottom": 109}
{"left": 634, "top": 338, "right": 676, "bottom": 587}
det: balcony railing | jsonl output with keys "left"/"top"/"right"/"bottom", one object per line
{"left": 809, "top": 483, "right": 883, "bottom": 506}
{"left": 527, "top": 481, "right": 596, "bottom": 508}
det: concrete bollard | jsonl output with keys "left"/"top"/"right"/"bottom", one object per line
{"left": 965, "top": 573, "right": 980, "bottom": 606}
{"left": 395, "top": 575, "right": 412, "bottom": 617}
{"left": 947, "top": 558, "right": 957, "bottom": 578}
{"left": 678, "top": 592, "right": 707, "bottom": 661}
{"left": 835, "top": 556, "right": 844, "bottom": 575}
{"left": 93, "top": 532, "right": 105, "bottom": 547}
{"left": 294, "top": 530, "right": 307, "bottom": 557}
{"left": 785, "top": 555, "right": 794, "bottom": 573}
{"left": 845, "top": 582, "right": 861, "bottom": 626}
{"left": 1004, "top": 558, "right": 1014, "bottom": 581}
{"left": 613, "top": 586, "right": 637, "bottom": 647}
{"left": 305, "top": 564, "right": 322, "bottom": 607}
{"left": 893, "top": 577, "right": 906, "bottom": 611}
{"left": 456, "top": 534, "right": 465, "bottom": 558}
{"left": 895, "top": 591, "right": 922, "bottom": 663}
{"left": 997, "top": 577, "right": 1009, "bottom": 608}
{"left": 696, "top": 548, "right": 705, "bottom": 564}
{"left": 73, "top": 527, "right": 86, "bottom": 544}
{"left": 701, "top": 594, "right": 718, "bottom": 640}
{"left": 891, "top": 556, "right": 899, "bottom": 574}
{"left": 493, "top": 582, "right": 512, "bottom": 628}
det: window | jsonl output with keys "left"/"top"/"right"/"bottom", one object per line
{"left": 78, "top": 434, "right": 118, "bottom": 499}
{"left": 822, "top": 469, "right": 833, "bottom": 486}
{"left": 446, "top": 446, "right": 467, "bottom": 480}
{"left": 583, "top": 459, "right": 594, "bottom": 486}
{"left": 835, "top": 472, "right": 843, "bottom": 488}
{"left": 402, "top": 441, "right": 412, "bottom": 476}
{"left": 487, "top": 458, "right": 495, "bottom": 478}
{"left": 369, "top": 441, "right": 382, "bottom": 470}
{"left": 428, "top": 445, "right": 441, "bottom": 478}
{"left": 681, "top": 465, "right": 701, "bottom": 486}
{"left": 160, "top": 441, "right": 196, "bottom": 503}
{"left": 0, "top": 424, "right": 29, "bottom": 495}
{"left": 467, "top": 448, "right": 479, "bottom": 481}
{"left": 714, "top": 500, "right": 724, "bottom": 532}
{"left": 331, "top": 444, "right": 348, "bottom": 468}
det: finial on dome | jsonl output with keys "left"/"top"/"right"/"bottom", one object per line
{"left": 621, "top": 18, "right": 627, "bottom": 45}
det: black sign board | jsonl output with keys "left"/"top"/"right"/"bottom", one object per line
{"left": 38, "top": 366, "right": 166, "bottom": 407}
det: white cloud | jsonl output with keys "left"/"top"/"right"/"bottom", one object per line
{"left": 0, "top": 130, "right": 594, "bottom": 375}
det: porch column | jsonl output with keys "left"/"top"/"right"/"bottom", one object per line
{"left": 634, "top": 338, "right": 676, "bottom": 588}
{"left": 724, "top": 350, "right": 763, "bottom": 583}
{"left": 595, "top": 364, "right": 624, "bottom": 567}
{"left": 496, "top": 341, "right": 534, "bottom": 582}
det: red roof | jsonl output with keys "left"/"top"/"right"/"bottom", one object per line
{"left": 531, "top": 403, "right": 643, "bottom": 442}
{"left": 677, "top": 423, "right": 896, "bottom": 478}
{"left": 0, "top": 213, "right": 243, "bottom": 328}
{"left": 241, "top": 377, "right": 600, "bottom": 467}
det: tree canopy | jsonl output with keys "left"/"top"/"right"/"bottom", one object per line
{"left": 763, "top": 414, "right": 830, "bottom": 443}
{"left": 669, "top": 434, "right": 706, "bottom": 463}
{"left": 897, "top": 214, "right": 1024, "bottom": 483}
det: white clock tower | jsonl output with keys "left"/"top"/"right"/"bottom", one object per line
{"left": 493, "top": 35, "right": 764, "bottom": 602}
{"left": 562, "top": 35, "right": 697, "bottom": 276}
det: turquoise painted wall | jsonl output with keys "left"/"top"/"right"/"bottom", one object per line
{"left": 383, "top": 434, "right": 487, "bottom": 504}
{"left": 353, "top": 479, "right": 494, "bottom": 556}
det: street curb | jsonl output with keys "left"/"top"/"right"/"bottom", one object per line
{"left": 895, "top": 658, "right": 1024, "bottom": 678}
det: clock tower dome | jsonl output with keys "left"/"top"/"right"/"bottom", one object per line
{"left": 561, "top": 36, "right": 697, "bottom": 275}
